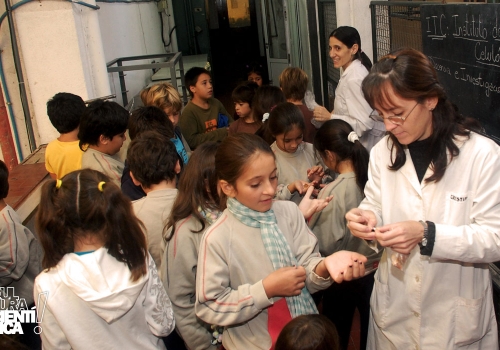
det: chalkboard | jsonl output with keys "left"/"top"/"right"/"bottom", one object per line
{"left": 421, "top": 4, "right": 500, "bottom": 143}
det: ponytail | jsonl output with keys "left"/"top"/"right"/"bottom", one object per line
{"left": 35, "top": 169, "right": 147, "bottom": 281}
{"left": 313, "top": 120, "right": 369, "bottom": 193}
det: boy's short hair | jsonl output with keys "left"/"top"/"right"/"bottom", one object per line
{"left": 279, "top": 67, "right": 309, "bottom": 101}
{"left": 128, "top": 106, "right": 175, "bottom": 141}
{"left": 0, "top": 160, "right": 8, "bottom": 199}
{"left": 127, "top": 131, "right": 178, "bottom": 187}
{"left": 46, "top": 92, "right": 86, "bottom": 134}
{"left": 78, "top": 100, "right": 129, "bottom": 148}
{"left": 140, "top": 83, "right": 182, "bottom": 112}
{"left": 231, "top": 81, "right": 259, "bottom": 107}
{"left": 185, "top": 67, "right": 211, "bottom": 97}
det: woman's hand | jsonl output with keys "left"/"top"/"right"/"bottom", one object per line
{"left": 346, "top": 208, "right": 377, "bottom": 240}
{"left": 316, "top": 251, "right": 367, "bottom": 283}
{"left": 307, "top": 166, "right": 324, "bottom": 183}
{"left": 298, "top": 185, "right": 333, "bottom": 220}
{"left": 262, "top": 266, "right": 307, "bottom": 298}
{"left": 313, "top": 106, "right": 332, "bottom": 122}
{"left": 375, "top": 220, "right": 424, "bottom": 254}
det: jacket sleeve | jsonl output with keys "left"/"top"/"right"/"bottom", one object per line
{"left": 195, "top": 221, "right": 273, "bottom": 326}
{"left": 432, "top": 142, "right": 500, "bottom": 263}
{"left": 284, "top": 203, "right": 332, "bottom": 294}
{"left": 180, "top": 108, "right": 228, "bottom": 149}
{"left": 331, "top": 74, "right": 374, "bottom": 138}
{"left": 144, "top": 256, "right": 175, "bottom": 337}
{"left": 0, "top": 212, "right": 31, "bottom": 286}
{"left": 165, "top": 227, "right": 214, "bottom": 350}
{"left": 358, "top": 146, "right": 384, "bottom": 225}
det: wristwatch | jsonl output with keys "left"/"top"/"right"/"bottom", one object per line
{"left": 419, "top": 220, "right": 428, "bottom": 247}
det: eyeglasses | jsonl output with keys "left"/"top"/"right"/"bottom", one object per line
{"left": 369, "top": 102, "right": 419, "bottom": 126}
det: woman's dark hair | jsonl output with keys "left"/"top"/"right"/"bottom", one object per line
{"left": 267, "top": 102, "right": 306, "bottom": 143}
{"left": 36, "top": 169, "right": 147, "bottom": 281}
{"left": 165, "top": 142, "right": 221, "bottom": 240}
{"left": 253, "top": 86, "right": 286, "bottom": 144}
{"left": 314, "top": 119, "right": 369, "bottom": 192}
{"left": 216, "top": 134, "right": 275, "bottom": 187}
{"left": 330, "top": 26, "right": 372, "bottom": 70}
{"left": 275, "top": 314, "right": 340, "bottom": 350}
{"left": 362, "top": 48, "right": 481, "bottom": 183}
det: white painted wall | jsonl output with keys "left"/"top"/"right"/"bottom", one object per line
{"left": 15, "top": 0, "right": 110, "bottom": 145}
{"left": 97, "top": 2, "right": 166, "bottom": 107}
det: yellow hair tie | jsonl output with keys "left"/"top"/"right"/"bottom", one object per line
{"left": 98, "top": 181, "right": 106, "bottom": 192}
{"left": 55, "top": 179, "right": 62, "bottom": 189}
{"left": 81, "top": 143, "right": 89, "bottom": 152}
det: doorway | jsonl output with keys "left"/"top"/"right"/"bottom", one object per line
{"left": 207, "top": 0, "right": 264, "bottom": 112}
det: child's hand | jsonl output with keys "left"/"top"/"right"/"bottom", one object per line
{"left": 262, "top": 266, "right": 307, "bottom": 298}
{"left": 287, "top": 180, "right": 309, "bottom": 195}
{"left": 298, "top": 185, "right": 333, "bottom": 220}
{"left": 307, "top": 166, "right": 324, "bottom": 183}
{"left": 322, "top": 251, "right": 367, "bottom": 283}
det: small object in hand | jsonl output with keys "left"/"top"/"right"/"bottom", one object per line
{"left": 391, "top": 252, "right": 409, "bottom": 270}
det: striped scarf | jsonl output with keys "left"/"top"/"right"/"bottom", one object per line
{"left": 227, "top": 197, "right": 318, "bottom": 317}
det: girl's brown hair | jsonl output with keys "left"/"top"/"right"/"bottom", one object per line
{"left": 36, "top": 169, "right": 147, "bottom": 281}
{"left": 164, "top": 142, "right": 221, "bottom": 239}
{"left": 216, "top": 133, "right": 275, "bottom": 187}
{"left": 362, "top": 48, "right": 481, "bottom": 183}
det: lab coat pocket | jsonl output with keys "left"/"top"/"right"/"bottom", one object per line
{"left": 370, "top": 276, "right": 390, "bottom": 329}
{"left": 454, "top": 286, "right": 492, "bottom": 347}
{"left": 444, "top": 191, "right": 472, "bottom": 226}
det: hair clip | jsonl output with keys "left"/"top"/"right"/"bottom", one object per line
{"left": 347, "top": 131, "right": 359, "bottom": 143}
{"left": 98, "top": 181, "right": 106, "bottom": 192}
{"left": 55, "top": 179, "right": 62, "bottom": 189}
{"left": 262, "top": 113, "right": 270, "bottom": 122}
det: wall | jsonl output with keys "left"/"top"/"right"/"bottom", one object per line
{"left": 336, "top": 0, "right": 377, "bottom": 63}
{"left": 98, "top": 2, "right": 167, "bottom": 107}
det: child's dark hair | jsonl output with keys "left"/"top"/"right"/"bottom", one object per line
{"left": 279, "top": 67, "right": 308, "bottom": 101}
{"left": 185, "top": 67, "right": 211, "bottom": 97}
{"left": 46, "top": 92, "right": 86, "bottom": 134}
{"left": 232, "top": 81, "right": 259, "bottom": 106}
{"left": 245, "top": 61, "right": 269, "bottom": 85}
{"left": 165, "top": 142, "right": 220, "bottom": 239}
{"left": 314, "top": 119, "right": 369, "bottom": 191}
{"left": 128, "top": 106, "right": 175, "bottom": 140}
{"left": 216, "top": 133, "right": 274, "bottom": 187}
{"left": 275, "top": 314, "right": 340, "bottom": 350}
{"left": 35, "top": 169, "right": 148, "bottom": 281}
{"left": 268, "top": 102, "right": 305, "bottom": 140}
{"left": 127, "top": 131, "right": 178, "bottom": 188}
{"left": 253, "top": 86, "right": 286, "bottom": 144}
{"left": 330, "top": 26, "right": 372, "bottom": 70}
{"left": 0, "top": 160, "right": 9, "bottom": 199}
{"left": 78, "top": 100, "right": 129, "bottom": 149}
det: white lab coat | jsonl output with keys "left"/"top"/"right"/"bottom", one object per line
{"left": 331, "top": 59, "right": 385, "bottom": 151}
{"left": 360, "top": 132, "right": 500, "bottom": 349}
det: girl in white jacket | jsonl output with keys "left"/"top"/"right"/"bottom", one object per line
{"left": 34, "top": 169, "right": 175, "bottom": 349}
{"left": 347, "top": 49, "right": 500, "bottom": 349}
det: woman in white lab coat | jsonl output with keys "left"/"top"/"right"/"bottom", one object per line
{"left": 346, "top": 48, "right": 500, "bottom": 349}
{"left": 313, "top": 26, "right": 385, "bottom": 152}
